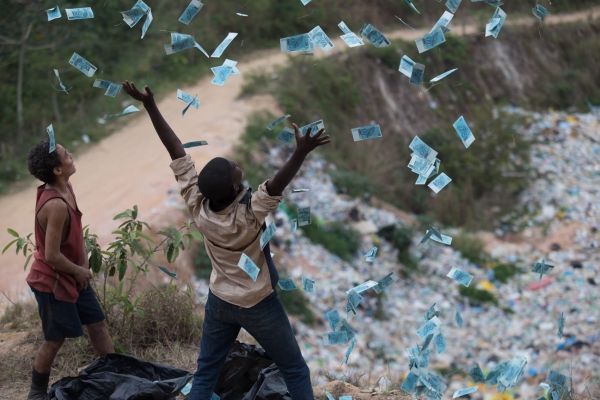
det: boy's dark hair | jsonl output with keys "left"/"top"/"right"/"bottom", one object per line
{"left": 197, "top": 157, "right": 236, "bottom": 210}
{"left": 27, "top": 139, "right": 62, "bottom": 184}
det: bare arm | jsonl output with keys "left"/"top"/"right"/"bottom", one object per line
{"left": 122, "top": 81, "right": 186, "bottom": 160}
{"left": 266, "top": 123, "right": 330, "bottom": 196}
{"left": 43, "top": 199, "right": 92, "bottom": 288}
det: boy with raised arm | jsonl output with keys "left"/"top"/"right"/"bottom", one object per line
{"left": 123, "top": 81, "right": 330, "bottom": 400}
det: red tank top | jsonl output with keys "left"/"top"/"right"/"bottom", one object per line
{"left": 26, "top": 183, "right": 85, "bottom": 303}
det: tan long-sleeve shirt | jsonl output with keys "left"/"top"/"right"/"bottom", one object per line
{"left": 170, "top": 154, "right": 282, "bottom": 308}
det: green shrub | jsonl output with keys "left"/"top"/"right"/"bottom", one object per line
{"left": 330, "top": 169, "right": 377, "bottom": 200}
{"left": 301, "top": 221, "right": 361, "bottom": 262}
{"left": 453, "top": 233, "right": 488, "bottom": 266}
{"left": 458, "top": 286, "right": 498, "bottom": 306}
{"left": 492, "top": 263, "right": 521, "bottom": 284}
{"left": 277, "top": 287, "right": 316, "bottom": 326}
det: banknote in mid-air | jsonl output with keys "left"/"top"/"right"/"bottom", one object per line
{"left": 415, "top": 27, "right": 446, "bottom": 53}
{"left": 453, "top": 115, "right": 476, "bottom": 148}
{"left": 359, "top": 23, "right": 390, "bottom": 48}
{"left": 351, "top": 123, "right": 382, "bottom": 142}
{"left": 66, "top": 7, "right": 94, "bottom": 20}
{"left": 47, "top": 124, "right": 56, "bottom": 153}
{"left": 211, "top": 32, "right": 238, "bottom": 58}
{"left": 237, "top": 253, "right": 260, "bottom": 281}
{"left": 446, "top": 267, "right": 473, "bottom": 287}
{"left": 280, "top": 33, "right": 314, "bottom": 54}
{"left": 410, "top": 62, "right": 425, "bottom": 85}
{"left": 277, "top": 278, "right": 297, "bottom": 291}
{"left": 308, "top": 26, "right": 334, "bottom": 51}
{"left": 69, "top": 52, "right": 97, "bottom": 77}
{"left": 259, "top": 221, "right": 277, "bottom": 249}
{"left": 47, "top": 6, "right": 62, "bottom": 21}
{"left": 486, "top": 7, "right": 507, "bottom": 38}
{"left": 428, "top": 172, "right": 452, "bottom": 193}
{"left": 178, "top": 0, "right": 204, "bottom": 25}
{"left": 299, "top": 120, "right": 324, "bottom": 137}
{"left": 266, "top": 114, "right": 291, "bottom": 131}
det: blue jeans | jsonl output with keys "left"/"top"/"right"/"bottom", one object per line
{"left": 189, "top": 290, "right": 314, "bottom": 400}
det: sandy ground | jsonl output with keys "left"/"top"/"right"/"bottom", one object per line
{"left": 0, "top": 7, "right": 598, "bottom": 310}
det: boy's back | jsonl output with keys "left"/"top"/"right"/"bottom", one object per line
{"left": 170, "top": 154, "right": 282, "bottom": 307}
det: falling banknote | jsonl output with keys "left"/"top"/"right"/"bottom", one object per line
{"left": 53, "top": 69, "right": 70, "bottom": 93}
{"left": 446, "top": 0, "right": 462, "bottom": 13}
{"left": 308, "top": 26, "right": 334, "bottom": 51}
{"left": 178, "top": 0, "right": 204, "bottom": 25}
{"left": 415, "top": 27, "right": 446, "bottom": 53}
{"left": 280, "top": 33, "right": 314, "bottom": 54}
{"left": 266, "top": 114, "right": 291, "bottom": 131}
{"left": 237, "top": 253, "right": 260, "bottom": 282}
{"left": 359, "top": 24, "right": 390, "bottom": 48}
{"left": 299, "top": 120, "right": 324, "bottom": 136}
{"left": 302, "top": 276, "right": 315, "bottom": 293}
{"left": 410, "top": 62, "right": 425, "bottom": 85}
{"left": 47, "top": 124, "right": 56, "bottom": 153}
{"left": 486, "top": 7, "right": 507, "bottom": 38}
{"left": 47, "top": 6, "right": 62, "bottom": 21}
{"left": 453, "top": 115, "right": 476, "bottom": 148}
{"left": 182, "top": 141, "right": 208, "bottom": 148}
{"left": 430, "top": 68, "right": 458, "bottom": 83}
{"left": 297, "top": 207, "right": 311, "bottom": 226}
{"left": 277, "top": 128, "right": 295, "bottom": 144}
{"left": 259, "top": 221, "right": 277, "bottom": 249}
{"left": 364, "top": 246, "right": 378, "bottom": 263}
{"left": 399, "top": 55, "right": 415, "bottom": 78}
{"left": 211, "top": 32, "right": 238, "bottom": 58}
{"left": 428, "top": 172, "right": 452, "bottom": 193}
{"left": 65, "top": 7, "right": 94, "bottom": 20}
{"left": 177, "top": 89, "right": 200, "bottom": 114}
{"left": 351, "top": 124, "right": 382, "bottom": 142}
{"left": 453, "top": 387, "right": 477, "bottom": 398}
{"left": 69, "top": 52, "right": 97, "bottom": 77}
{"left": 532, "top": 259, "right": 554, "bottom": 279}
{"left": 277, "top": 278, "right": 297, "bottom": 291}
{"left": 446, "top": 267, "right": 473, "bottom": 287}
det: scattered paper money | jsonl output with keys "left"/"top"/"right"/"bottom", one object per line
{"left": 237, "top": 253, "right": 260, "bottom": 281}
{"left": 343, "top": 338, "right": 356, "bottom": 364}
{"left": 121, "top": 0, "right": 150, "bottom": 27}
{"left": 410, "top": 62, "right": 425, "bottom": 85}
{"left": 211, "top": 65, "right": 235, "bottom": 86}
{"left": 47, "top": 124, "right": 56, "bottom": 153}
{"left": 547, "top": 370, "right": 569, "bottom": 400}
{"left": 105, "top": 104, "right": 140, "bottom": 119}
{"left": 364, "top": 246, "right": 378, "bottom": 263}
{"left": 325, "top": 392, "right": 335, "bottom": 400}
{"left": 164, "top": 32, "right": 209, "bottom": 57}
{"left": 486, "top": 7, "right": 507, "bottom": 38}
{"left": 308, "top": 26, "right": 334, "bottom": 51}
{"left": 47, "top": 6, "right": 62, "bottom": 21}
{"left": 300, "top": 0, "right": 312, "bottom": 5}
{"left": 416, "top": 27, "right": 446, "bottom": 53}
{"left": 53, "top": 69, "right": 69, "bottom": 93}
{"left": 69, "top": 52, "right": 97, "bottom": 77}
{"left": 434, "top": 333, "right": 446, "bottom": 353}
{"left": 292, "top": 188, "right": 309, "bottom": 193}
{"left": 447, "top": 267, "right": 473, "bottom": 287}
{"left": 266, "top": 114, "right": 291, "bottom": 131}
{"left": 347, "top": 280, "right": 379, "bottom": 295}
{"left": 280, "top": 33, "right": 314, "bottom": 54}
{"left": 374, "top": 272, "right": 394, "bottom": 294}
{"left": 410, "top": 136, "right": 438, "bottom": 162}
{"left": 469, "top": 363, "right": 486, "bottom": 382}
{"left": 416, "top": 316, "right": 441, "bottom": 339}
{"left": 359, "top": 24, "right": 390, "bottom": 48}
{"left": 404, "top": 0, "right": 421, "bottom": 14}
{"left": 432, "top": 11, "right": 454, "bottom": 33}
{"left": 236, "top": 12, "right": 248, "bottom": 17}
{"left": 211, "top": 32, "right": 238, "bottom": 58}
{"left": 277, "top": 278, "right": 297, "bottom": 291}
{"left": 453, "top": 116, "right": 476, "bottom": 148}
{"left": 401, "top": 371, "right": 419, "bottom": 393}
{"left": 430, "top": 68, "right": 458, "bottom": 83}
{"left": 277, "top": 128, "right": 295, "bottom": 144}
{"left": 399, "top": 55, "right": 415, "bottom": 78}
{"left": 532, "top": 4, "right": 549, "bottom": 22}
{"left": 346, "top": 289, "right": 363, "bottom": 314}
{"left": 455, "top": 309, "right": 464, "bottom": 327}
{"left": 446, "top": 0, "right": 462, "bottom": 13}
{"left": 428, "top": 172, "right": 452, "bottom": 193}
{"left": 532, "top": 259, "right": 554, "bottom": 280}
{"left": 557, "top": 312, "right": 565, "bottom": 338}
{"left": 178, "top": 0, "right": 204, "bottom": 25}
{"left": 351, "top": 123, "right": 382, "bottom": 142}
{"left": 182, "top": 141, "right": 208, "bottom": 148}
{"left": 297, "top": 207, "right": 311, "bottom": 226}
{"left": 453, "top": 387, "right": 477, "bottom": 398}
{"left": 260, "top": 221, "right": 277, "bottom": 249}
{"left": 177, "top": 89, "right": 200, "bottom": 114}
{"left": 299, "top": 120, "right": 324, "bottom": 136}
{"left": 325, "top": 309, "right": 341, "bottom": 331}
{"left": 302, "top": 276, "right": 315, "bottom": 293}
{"left": 66, "top": 7, "right": 94, "bottom": 20}
{"left": 140, "top": 8, "right": 153, "bottom": 39}
{"left": 425, "top": 303, "right": 440, "bottom": 321}
{"left": 325, "top": 330, "right": 349, "bottom": 345}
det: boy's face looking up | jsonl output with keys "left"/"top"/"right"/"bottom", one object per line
{"left": 54, "top": 144, "right": 76, "bottom": 179}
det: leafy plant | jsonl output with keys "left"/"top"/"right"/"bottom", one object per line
{"left": 301, "top": 220, "right": 361, "bottom": 262}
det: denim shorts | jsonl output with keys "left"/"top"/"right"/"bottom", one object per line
{"left": 31, "top": 285, "right": 106, "bottom": 341}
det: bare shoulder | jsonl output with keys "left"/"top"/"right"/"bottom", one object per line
{"left": 40, "top": 198, "right": 68, "bottom": 219}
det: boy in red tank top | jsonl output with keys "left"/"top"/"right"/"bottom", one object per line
{"left": 25, "top": 140, "right": 114, "bottom": 400}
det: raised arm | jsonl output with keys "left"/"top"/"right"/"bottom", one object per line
{"left": 266, "top": 123, "right": 330, "bottom": 196}
{"left": 122, "top": 81, "right": 186, "bottom": 160}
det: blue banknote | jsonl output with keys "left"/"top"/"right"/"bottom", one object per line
{"left": 237, "top": 253, "right": 260, "bottom": 281}
{"left": 486, "top": 7, "right": 507, "bottom": 38}
{"left": 66, "top": 7, "right": 94, "bottom": 20}
{"left": 453, "top": 115, "right": 476, "bottom": 148}
{"left": 428, "top": 172, "right": 452, "bottom": 193}
{"left": 47, "top": 6, "right": 62, "bottom": 21}
{"left": 211, "top": 32, "right": 238, "bottom": 58}
{"left": 280, "top": 33, "right": 314, "bottom": 54}
{"left": 416, "top": 27, "right": 446, "bottom": 53}
{"left": 410, "top": 62, "right": 425, "bottom": 85}
{"left": 69, "top": 52, "right": 97, "bottom": 77}
{"left": 446, "top": 267, "right": 473, "bottom": 287}
{"left": 359, "top": 24, "right": 390, "bottom": 48}
{"left": 351, "top": 123, "right": 382, "bottom": 142}
{"left": 308, "top": 26, "right": 334, "bottom": 51}
{"left": 277, "top": 278, "right": 297, "bottom": 291}
{"left": 47, "top": 124, "right": 56, "bottom": 153}
{"left": 178, "top": 0, "right": 204, "bottom": 25}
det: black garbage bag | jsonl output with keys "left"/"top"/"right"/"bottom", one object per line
{"left": 48, "top": 353, "right": 192, "bottom": 400}
{"left": 240, "top": 364, "right": 291, "bottom": 400}
{"left": 215, "top": 341, "right": 287, "bottom": 400}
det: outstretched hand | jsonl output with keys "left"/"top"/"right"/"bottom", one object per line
{"left": 122, "top": 81, "right": 154, "bottom": 104}
{"left": 292, "top": 123, "right": 331, "bottom": 155}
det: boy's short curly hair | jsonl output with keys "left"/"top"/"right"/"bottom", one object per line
{"left": 27, "top": 140, "right": 62, "bottom": 184}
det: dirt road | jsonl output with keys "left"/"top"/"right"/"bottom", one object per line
{"left": 0, "top": 7, "right": 597, "bottom": 307}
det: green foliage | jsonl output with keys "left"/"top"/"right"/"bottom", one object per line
{"left": 301, "top": 220, "right": 361, "bottom": 262}
{"left": 3, "top": 206, "right": 203, "bottom": 350}
{"left": 377, "top": 224, "right": 416, "bottom": 271}
{"left": 193, "top": 243, "right": 213, "bottom": 281}
{"left": 277, "top": 287, "right": 316, "bottom": 326}
{"left": 453, "top": 233, "right": 488, "bottom": 266}
{"left": 458, "top": 286, "right": 498, "bottom": 306}
{"left": 330, "top": 168, "right": 377, "bottom": 200}
{"left": 492, "top": 262, "right": 522, "bottom": 284}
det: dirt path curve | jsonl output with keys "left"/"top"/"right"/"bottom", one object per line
{"left": 0, "top": 7, "right": 598, "bottom": 307}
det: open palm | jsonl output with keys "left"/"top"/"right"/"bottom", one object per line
{"left": 122, "top": 81, "right": 154, "bottom": 103}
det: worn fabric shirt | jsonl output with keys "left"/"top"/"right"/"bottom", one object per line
{"left": 170, "top": 154, "right": 282, "bottom": 308}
